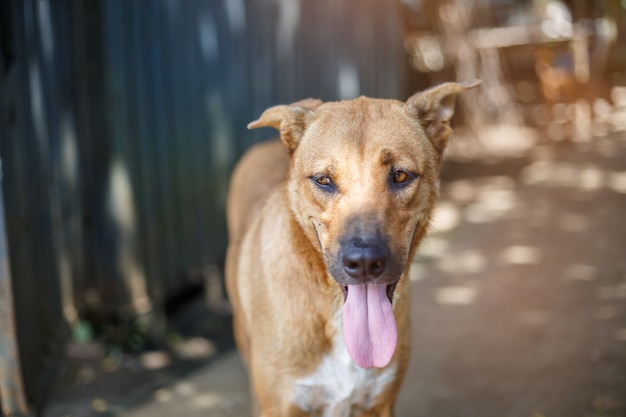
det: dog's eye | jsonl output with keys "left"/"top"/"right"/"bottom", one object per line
{"left": 316, "top": 176, "right": 332, "bottom": 186}
{"left": 390, "top": 170, "right": 417, "bottom": 189}
{"left": 310, "top": 175, "right": 336, "bottom": 192}
{"left": 392, "top": 170, "right": 410, "bottom": 184}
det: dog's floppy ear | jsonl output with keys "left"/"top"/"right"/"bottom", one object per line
{"left": 406, "top": 80, "right": 480, "bottom": 156}
{"left": 248, "top": 99, "right": 323, "bottom": 153}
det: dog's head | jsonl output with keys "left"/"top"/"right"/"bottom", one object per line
{"left": 249, "top": 81, "right": 480, "bottom": 368}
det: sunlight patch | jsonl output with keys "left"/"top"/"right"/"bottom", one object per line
{"left": 174, "top": 382, "right": 197, "bottom": 397}
{"left": 140, "top": 351, "right": 172, "bottom": 370}
{"left": 191, "top": 393, "right": 223, "bottom": 409}
{"left": 173, "top": 337, "right": 217, "bottom": 359}
{"left": 408, "top": 262, "right": 426, "bottom": 282}
{"left": 464, "top": 176, "right": 517, "bottom": 223}
{"left": 501, "top": 245, "right": 541, "bottom": 265}
{"left": 579, "top": 166, "right": 605, "bottom": 191}
{"left": 420, "top": 236, "right": 450, "bottom": 258}
{"left": 608, "top": 171, "right": 626, "bottom": 194}
{"left": 435, "top": 286, "right": 477, "bottom": 305}
{"left": 430, "top": 202, "right": 461, "bottom": 233}
{"left": 458, "top": 250, "right": 486, "bottom": 274}
{"left": 448, "top": 180, "right": 477, "bottom": 203}
{"left": 433, "top": 249, "right": 484, "bottom": 274}
{"left": 154, "top": 388, "right": 174, "bottom": 403}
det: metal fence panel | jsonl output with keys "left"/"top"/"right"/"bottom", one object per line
{"left": 0, "top": 0, "right": 405, "bottom": 408}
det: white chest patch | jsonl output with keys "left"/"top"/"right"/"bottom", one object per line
{"left": 291, "top": 314, "right": 397, "bottom": 417}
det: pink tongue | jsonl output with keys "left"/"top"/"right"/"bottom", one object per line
{"left": 342, "top": 284, "right": 397, "bottom": 368}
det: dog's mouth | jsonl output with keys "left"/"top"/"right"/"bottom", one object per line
{"left": 341, "top": 281, "right": 398, "bottom": 304}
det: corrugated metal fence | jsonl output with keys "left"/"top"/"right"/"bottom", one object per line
{"left": 0, "top": 0, "right": 405, "bottom": 412}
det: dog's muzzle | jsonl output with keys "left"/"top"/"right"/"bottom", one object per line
{"left": 332, "top": 237, "right": 401, "bottom": 305}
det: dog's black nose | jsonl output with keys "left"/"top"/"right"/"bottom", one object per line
{"left": 342, "top": 245, "right": 387, "bottom": 279}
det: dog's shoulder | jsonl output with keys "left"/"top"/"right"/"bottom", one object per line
{"left": 226, "top": 138, "right": 289, "bottom": 243}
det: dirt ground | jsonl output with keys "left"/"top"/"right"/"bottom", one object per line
{"left": 44, "top": 127, "right": 626, "bottom": 417}
{"left": 395, "top": 131, "right": 626, "bottom": 417}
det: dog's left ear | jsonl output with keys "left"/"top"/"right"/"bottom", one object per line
{"left": 406, "top": 80, "right": 481, "bottom": 157}
{"left": 248, "top": 99, "right": 323, "bottom": 154}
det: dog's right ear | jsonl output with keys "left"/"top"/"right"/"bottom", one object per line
{"left": 248, "top": 99, "right": 322, "bottom": 154}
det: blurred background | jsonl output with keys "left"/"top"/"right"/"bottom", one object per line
{"left": 0, "top": 0, "right": 625, "bottom": 416}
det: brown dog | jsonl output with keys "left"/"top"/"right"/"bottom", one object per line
{"left": 225, "top": 81, "right": 480, "bottom": 416}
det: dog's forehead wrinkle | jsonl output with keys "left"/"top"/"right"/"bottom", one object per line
{"left": 378, "top": 147, "right": 424, "bottom": 171}
{"left": 309, "top": 159, "right": 336, "bottom": 176}
{"left": 380, "top": 149, "right": 393, "bottom": 165}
